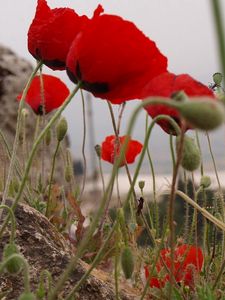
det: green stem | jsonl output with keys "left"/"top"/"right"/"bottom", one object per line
{"left": 0, "top": 254, "right": 30, "bottom": 293}
{"left": 213, "top": 258, "right": 225, "bottom": 290}
{"left": 169, "top": 134, "right": 175, "bottom": 170}
{"left": 168, "top": 128, "right": 184, "bottom": 299}
{"left": 65, "top": 223, "right": 117, "bottom": 299}
{"left": 210, "top": 0, "right": 225, "bottom": 87}
{"left": 0, "top": 205, "right": 16, "bottom": 242}
{"left": 78, "top": 89, "right": 87, "bottom": 201}
{"left": 46, "top": 141, "right": 60, "bottom": 217}
{"left": 0, "top": 83, "right": 81, "bottom": 239}
{"left": 48, "top": 99, "right": 183, "bottom": 299}
{"left": 114, "top": 223, "right": 120, "bottom": 300}
{"left": 0, "top": 61, "right": 42, "bottom": 219}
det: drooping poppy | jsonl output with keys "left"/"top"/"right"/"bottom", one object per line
{"left": 142, "top": 72, "right": 215, "bottom": 134}
{"left": 28, "top": 0, "right": 88, "bottom": 70}
{"left": 101, "top": 135, "right": 143, "bottom": 167}
{"left": 66, "top": 7, "right": 167, "bottom": 103}
{"left": 145, "top": 244, "right": 203, "bottom": 289}
{"left": 17, "top": 74, "right": 69, "bottom": 114}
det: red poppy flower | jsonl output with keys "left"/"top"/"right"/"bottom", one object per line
{"left": 17, "top": 74, "right": 69, "bottom": 114}
{"left": 101, "top": 135, "right": 143, "bottom": 167}
{"left": 28, "top": 0, "right": 88, "bottom": 70}
{"left": 66, "top": 7, "right": 167, "bottom": 103}
{"left": 145, "top": 244, "right": 203, "bottom": 289}
{"left": 142, "top": 72, "right": 215, "bottom": 134}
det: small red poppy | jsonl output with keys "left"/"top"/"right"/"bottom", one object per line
{"left": 66, "top": 7, "right": 167, "bottom": 103}
{"left": 145, "top": 244, "right": 203, "bottom": 289}
{"left": 101, "top": 135, "right": 143, "bottom": 167}
{"left": 142, "top": 72, "right": 215, "bottom": 134}
{"left": 17, "top": 74, "right": 69, "bottom": 114}
{"left": 28, "top": 0, "right": 88, "bottom": 70}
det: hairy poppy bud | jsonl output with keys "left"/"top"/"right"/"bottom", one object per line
{"left": 56, "top": 117, "right": 68, "bottom": 142}
{"left": 45, "top": 129, "right": 51, "bottom": 146}
{"left": 138, "top": 180, "right": 145, "bottom": 191}
{"left": 65, "top": 165, "right": 72, "bottom": 182}
{"left": 176, "top": 135, "right": 201, "bottom": 171}
{"left": 18, "top": 292, "right": 36, "bottom": 300}
{"left": 95, "top": 144, "right": 102, "bottom": 158}
{"left": 121, "top": 246, "right": 134, "bottom": 279}
{"left": 3, "top": 243, "right": 22, "bottom": 274}
{"left": 177, "top": 98, "right": 225, "bottom": 130}
{"left": 213, "top": 72, "right": 223, "bottom": 85}
{"left": 200, "top": 176, "right": 211, "bottom": 188}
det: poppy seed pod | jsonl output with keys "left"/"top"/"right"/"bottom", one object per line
{"left": 3, "top": 243, "right": 23, "bottom": 274}
{"left": 200, "top": 176, "right": 211, "bottom": 188}
{"left": 56, "top": 117, "right": 68, "bottom": 142}
{"left": 121, "top": 246, "right": 135, "bottom": 279}
{"left": 176, "top": 135, "right": 201, "bottom": 171}
{"left": 213, "top": 72, "right": 223, "bottom": 85}
{"left": 177, "top": 98, "right": 225, "bottom": 130}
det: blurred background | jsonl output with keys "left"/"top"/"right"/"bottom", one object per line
{"left": 0, "top": 0, "right": 225, "bottom": 178}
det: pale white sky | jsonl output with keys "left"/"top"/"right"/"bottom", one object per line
{"left": 0, "top": 0, "right": 225, "bottom": 173}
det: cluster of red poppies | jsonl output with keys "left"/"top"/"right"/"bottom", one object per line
{"left": 18, "top": 0, "right": 215, "bottom": 166}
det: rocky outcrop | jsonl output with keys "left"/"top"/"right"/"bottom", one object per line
{"left": 0, "top": 45, "right": 70, "bottom": 187}
{"left": 0, "top": 199, "right": 139, "bottom": 299}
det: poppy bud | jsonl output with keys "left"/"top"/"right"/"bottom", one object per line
{"left": 121, "top": 246, "right": 134, "bottom": 279}
{"left": 176, "top": 135, "right": 201, "bottom": 171}
{"left": 65, "top": 165, "right": 72, "bottom": 183}
{"left": 177, "top": 98, "right": 225, "bottom": 130}
{"left": 213, "top": 72, "right": 223, "bottom": 85}
{"left": 22, "top": 108, "right": 29, "bottom": 118}
{"left": 18, "top": 292, "right": 36, "bottom": 300}
{"left": 138, "top": 180, "right": 145, "bottom": 191}
{"left": 95, "top": 145, "right": 102, "bottom": 158}
{"left": 200, "top": 176, "right": 211, "bottom": 188}
{"left": 45, "top": 129, "right": 51, "bottom": 146}
{"left": 3, "top": 243, "right": 22, "bottom": 274}
{"left": 56, "top": 117, "right": 68, "bottom": 142}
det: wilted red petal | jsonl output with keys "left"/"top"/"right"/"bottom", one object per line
{"left": 28, "top": 0, "right": 89, "bottom": 70}
{"left": 142, "top": 72, "right": 215, "bottom": 134}
{"left": 66, "top": 13, "right": 167, "bottom": 102}
{"left": 17, "top": 74, "right": 69, "bottom": 114}
{"left": 101, "top": 135, "right": 143, "bottom": 167}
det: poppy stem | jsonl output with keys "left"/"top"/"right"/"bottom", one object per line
{"left": 167, "top": 127, "right": 185, "bottom": 299}
{"left": 0, "top": 82, "right": 82, "bottom": 240}
{"left": 77, "top": 89, "right": 87, "bottom": 201}
{"left": 47, "top": 102, "right": 185, "bottom": 299}
{"left": 0, "top": 60, "right": 43, "bottom": 221}
{"left": 210, "top": 0, "right": 225, "bottom": 88}
{"left": 46, "top": 140, "right": 60, "bottom": 217}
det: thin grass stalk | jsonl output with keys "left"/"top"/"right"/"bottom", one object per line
{"left": 0, "top": 83, "right": 82, "bottom": 239}
{"left": 65, "top": 222, "right": 117, "bottom": 299}
{"left": 46, "top": 141, "right": 60, "bottom": 217}
{"left": 0, "top": 61, "right": 42, "bottom": 220}
{"left": 78, "top": 89, "right": 87, "bottom": 201}
{"left": 47, "top": 99, "right": 190, "bottom": 299}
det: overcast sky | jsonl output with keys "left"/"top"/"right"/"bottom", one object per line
{"left": 0, "top": 0, "right": 225, "bottom": 174}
